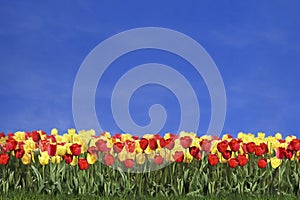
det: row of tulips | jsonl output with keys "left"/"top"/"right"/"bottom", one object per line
{"left": 0, "top": 129, "right": 300, "bottom": 196}
{"left": 1, "top": 129, "right": 299, "bottom": 169}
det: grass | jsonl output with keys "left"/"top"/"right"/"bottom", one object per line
{"left": 0, "top": 193, "right": 299, "bottom": 200}
{"left": 0, "top": 192, "right": 299, "bottom": 200}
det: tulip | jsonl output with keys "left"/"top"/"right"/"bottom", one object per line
{"left": 38, "top": 152, "right": 50, "bottom": 165}
{"left": 257, "top": 158, "right": 268, "bottom": 168}
{"left": 173, "top": 151, "right": 184, "bottom": 163}
{"left": 228, "top": 158, "right": 239, "bottom": 168}
{"left": 0, "top": 153, "right": 10, "bottom": 165}
{"left": 103, "top": 154, "right": 115, "bottom": 166}
{"left": 21, "top": 153, "right": 31, "bottom": 165}
{"left": 78, "top": 158, "right": 89, "bottom": 170}
{"left": 208, "top": 154, "right": 219, "bottom": 166}
{"left": 154, "top": 155, "right": 164, "bottom": 165}
{"left": 270, "top": 157, "right": 281, "bottom": 169}
{"left": 69, "top": 143, "right": 82, "bottom": 156}
{"left": 87, "top": 153, "right": 97, "bottom": 164}
{"left": 124, "top": 159, "right": 135, "bottom": 168}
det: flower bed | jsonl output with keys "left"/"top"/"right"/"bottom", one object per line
{"left": 0, "top": 129, "right": 300, "bottom": 197}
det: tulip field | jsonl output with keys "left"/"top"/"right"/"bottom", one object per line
{"left": 1, "top": 129, "right": 300, "bottom": 199}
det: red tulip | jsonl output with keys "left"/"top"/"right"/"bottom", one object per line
{"left": 257, "top": 158, "right": 268, "bottom": 168}
{"left": 31, "top": 131, "right": 40, "bottom": 142}
{"left": 284, "top": 149, "right": 293, "bottom": 159}
{"left": 8, "top": 133, "right": 14, "bottom": 138}
{"left": 39, "top": 139, "right": 49, "bottom": 152}
{"left": 217, "top": 140, "right": 228, "bottom": 153}
{"left": 287, "top": 139, "right": 296, "bottom": 151}
{"left": 237, "top": 154, "right": 248, "bottom": 166}
{"left": 47, "top": 143, "right": 57, "bottom": 157}
{"left": 154, "top": 155, "right": 164, "bottom": 165}
{"left": 25, "top": 131, "right": 31, "bottom": 140}
{"left": 113, "top": 142, "right": 124, "bottom": 153}
{"left": 5, "top": 138, "right": 17, "bottom": 151}
{"left": 149, "top": 138, "right": 158, "bottom": 150}
{"left": 125, "top": 140, "right": 135, "bottom": 153}
{"left": 189, "top": 146, "right": 201, "bottom": 160}
{"left": 78, "top": 158, "right": 89, "bottom": 170}
{"left": 229, "top": 139, "right": 240, "bottom": 152}
{"left": 259, "top": 143, "right": 268, "bottom": 154}
{"left": 200, "top": 139, "right": 211, "bottom": 152}
{"left": 255, "top": 146, "right": 265, "bottom": 156}
{"left": 139, "top": 138, "right": 148, "bottom": 150}
{"left": 103, "top": 154, "right": 115, "bottom": 166}
{"left": 173, "top": 151, "right": 184, "bottom": 163}
{"left": 228, "top": 158, "right": 239, "bottom": 168}
{"left": 180, "top": 136, "right": 193, "bottom": 149}
{"left": 95, "top": 139, "right": 110, "bottom": 153}
{"left": 112, "top": 133, "right": 122, "bottom": 140}
{"left": 165, "top": 138, "right": 175, "bottom": 150}
{"left": 15, "top": 149, "right": 25, "bottom": 159}
{"left": 208, "top": 154, "right": 219, "bottom": 166}
{"left": 246, "top": 142, "right": 256, "bottom": 154}
{"left": 221, "top": 150, "right": 232, "bottom": 160}
{"left": 276, "top": 147, "right": 285, "bottom": 159}
{"left": 158, "top": 138, "right": 166, "bottom": 148}
{"left": 124, "top": 159, "right": 135, "bottom": 168}
{"left": 63, "top": 154, "right": 73, "bottom": 164}
{"left": 70, "top": 143, "right": 82, "bottom": 156}
{"left": 0, "top": 154, "right": 10, "bottom": 165}
{"left": 132, "top": 135, "right": 139, "bottom": 140}
{"left": 294, "top": 140, "right": 300, "bottom": 151}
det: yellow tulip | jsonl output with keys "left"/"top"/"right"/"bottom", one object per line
{"left": 70, "top": 156, "right": 78, "bottom": 166}
{"left": 51, "top": 128, "right": 58, "bottom": 136}
{"left": 135, "top": 141, "right": 144, "bottom": 153}
{"left": 51, "top": 155, "right": 61, "bottom": 164}
{"left": 121, "top": 134, "right": 132, "bottom": 142}
{"left": 275, "top": 133, "right": 282, "bottom": 140}
{"left": 144, "top": 146, "right": 153, "bottom": 155}
{"left": 184, "top": 151, "right": 193, "bottom": 163}
{"left": 191, "top": 137, "right": 200, "bottom": 148}
{"left": 135, "top": 153, "right": 146, "bottom": 165}
{"left": 14, "top": 131, "right": 26, "bottom": 142}
{"left": 24, "top": 139, "right": 36, "bottom": 153}
{"left": 87, "top": 153, "right": 97, "bottom": 164}
{"left": 106, "top": 139, "right": 114, "bottom": 149}
{"left": 73, "top": 135, "right": 82, "bottom": 144}
{"left": 237, "top": 132, "right": 246, "bottom": 139}
{"left": 270, "top": 157, "right": 282, "bottom": 169}
{"left": 118, "top": 150, "right": 127, "bottom": 162}
{"left": 257, "top": 132, "right": 265, "bottom": 139}
{"left": 0, "top": 137, "right": 7, "bottom": 146}
{"left": 21, "top": 153, "right": 31, "bottom": 165}
{"left": 68, "top": 128, "right": 76, "bottom": 135}
{"left": 38, "top": 152, "right": 50, "bottom": 165}
{"left": 56, "top": 144, "right": 67, "bottom": 156}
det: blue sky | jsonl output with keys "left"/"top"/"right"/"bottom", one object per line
{"left": 1, "top": 1, "right": 300, "bottom": 137}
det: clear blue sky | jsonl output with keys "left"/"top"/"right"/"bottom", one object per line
{"left": 1, "top": 1, "right": 300, "bottom": 137}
